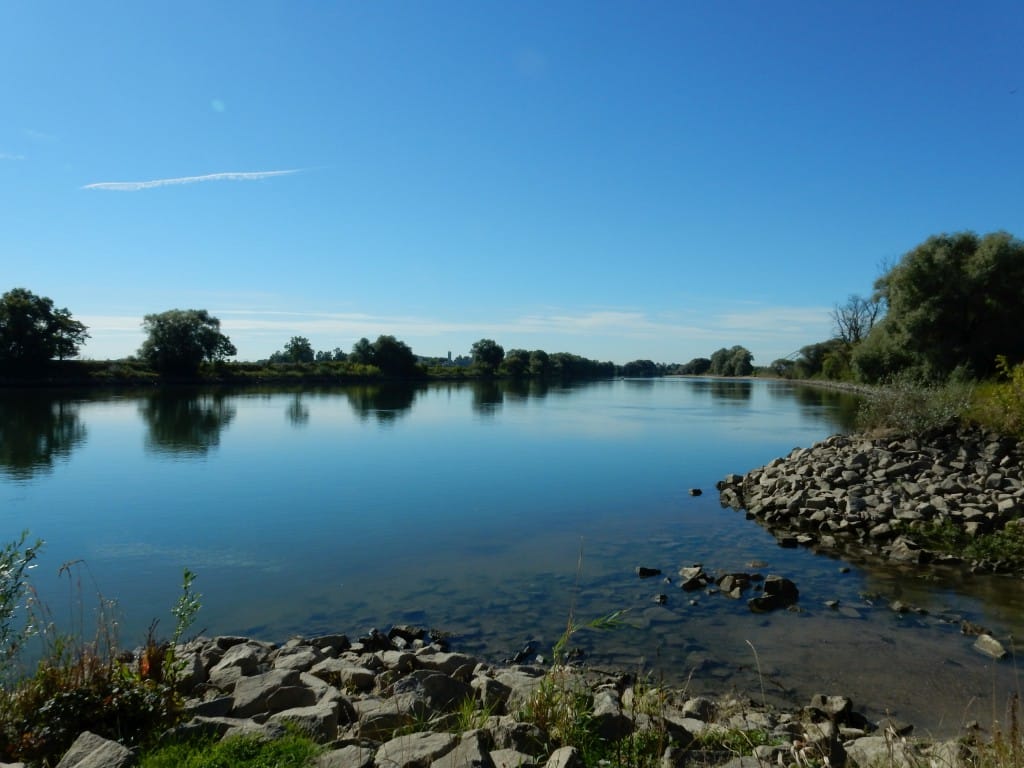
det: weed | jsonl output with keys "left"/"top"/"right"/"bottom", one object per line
{"left": 0, "top": 552, "right": 202, "bottom": 765}
{"left": 857, "top": 375, "right": 973, "bottom": 435}
{"left": 139, "top": 729, "right": 322, "bottom": 768}
{"left": 454, "top": 695, "right": 494, "bottom": 732}
{"left": 0, "top": 531, "right": 42, "bottom": 677}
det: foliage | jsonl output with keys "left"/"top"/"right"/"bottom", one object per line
{"left": 500, "top": 348, "right": 531, "bottom": 377}
{"left": 708, "top": 346, "right": 753, "bottom": 377}
{"left": 967, "top": 357, "right": 1024, "bottom": 437}
{"left": 678, "top": 357, "right": 712, "bottom": 376}
{"left": 269, "top": 336, "right": 315, "bottom": 364}
{"left": 620, "top": 359, "right": 660, "bottom": 377}
{"left": 0, "top": 532, "right": 41, "bottom": 676}
{"left": 856, "top": 375, "right": 973, "bottom": 435}
{"left": 0, "top": 288, "right": 89, "bottom": 368}
{"left": 854, "top": 231, "right": 1024, "bottom": 382}
{"left": 139, "top": 309, "right": 237, "bottom": 374}
{"left": 349, "top": 335, "right": 419, "bottom": 376}
{"left": 691, "top": 726, "right": 775, "bottom": 755}
{"left": 471, "top": 338, "right": 504, "bottom": 375}
{"left": 139, "top": 730, "right": 322, "bottom": 768}
{"left": 907, "top": 519, "right": 1024, "bottom": 569}
{"left": 0, "top": 557, "right": 202, "bottom": 765}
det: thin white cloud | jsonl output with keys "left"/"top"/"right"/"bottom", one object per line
{"left": 81, "top": 169, "right": 301, "bottom": 191}
{"left": 0, "top": 152, "right": 25, "bottom": 161}
{"left": 77, "top": 304, "right": 834, "bottom": 364}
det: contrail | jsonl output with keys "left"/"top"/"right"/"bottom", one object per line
{"left": 82, "top": 169, "right": 301, "bottom": 191}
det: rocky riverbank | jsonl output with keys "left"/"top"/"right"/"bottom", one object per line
{"left": 717, "top": 424, "right": 1024, "bottom": 576}
{"left": 41, "top": 626, "right": 968, "bottom": 768}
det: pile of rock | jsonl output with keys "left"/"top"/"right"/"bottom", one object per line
{"left": 35, "top": 627, "right": 962, "bottom": 768}
{"left": 717, "top": 425, "right": 1024, "bottom": 573}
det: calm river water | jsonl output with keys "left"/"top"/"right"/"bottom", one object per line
{"left": 2, "top": 378, "right": 1021, "bottom": 734}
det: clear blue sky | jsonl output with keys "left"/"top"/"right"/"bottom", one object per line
{"left": 3, "top": 2, "right": 1022, "bottom": 365}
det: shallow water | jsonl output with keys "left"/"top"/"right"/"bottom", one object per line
{"left": 2, "top": 378, "right": 1021, "bottom": 735}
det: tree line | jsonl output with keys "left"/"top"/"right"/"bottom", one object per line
{"left": 8, "top": 229, "right": 1016, "bottom": 386}
{"left": 771, "top": 230, "right": 1024, "bottom": 384}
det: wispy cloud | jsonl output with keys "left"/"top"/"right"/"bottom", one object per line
{"left": 81, "top": 169, "right": 301, "bottom": 191}
{"left": 78, "top": 303, "right": 833, "bottom": 364}
{"left": 0, "top": 152, "right": 25, "bottom": 161}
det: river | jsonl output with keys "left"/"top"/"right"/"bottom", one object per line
{"left": 2, "top": 378, "right": 1021, "bottom": 735}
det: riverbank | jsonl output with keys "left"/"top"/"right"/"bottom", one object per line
{"left": 47, "top": 626, "right": 977, "bottom": 768}
{"left": 717, "top": 423, "right": 1024, "bottom": 581}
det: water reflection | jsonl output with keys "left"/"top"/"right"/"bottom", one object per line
{"left": 787, "top": 385, "right": 861, "bottom": 432}
{"left": 471, "top": 381, "right": 504, "bottom": 414}
{"left": 690, "top": 378, "right": 753, "bottom": 401}
{"left": 0, "top": 396, "right": 86, "bottom": 479}
{"left": 139, "top": 391, "right": 237, "bottom": 455}
{"left": 286, "top": 394, "right": 310, "bottom": 426}
{"left": 345, "top": 383, "right": 421, "bottom": 422}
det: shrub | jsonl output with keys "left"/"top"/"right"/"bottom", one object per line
{"left": 856, "top": 375, "right": 973, "bottom": 435}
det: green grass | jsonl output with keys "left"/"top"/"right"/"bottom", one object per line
{"left": 905, "top": 520, "right": 1024, "bottom": 570}
{"left": 140, "top": 731, "right": 322, "bottom": 768}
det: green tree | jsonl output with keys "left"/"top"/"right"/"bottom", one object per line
{"left": 708, "top": 346, "right": 753, "bottom": 376}
{"left": 620, "top": 359, "right": 659, "bottom": 377}
{"left": 854, "top": 231, "right": 1024, "bottom": 382}
{"left": 138, "top": 309, "right": 237, "bottom": 374}
{"left": 283, "top": 336, "right": 314, "bottom": 363}
{"left": 528, "top": 349, "right": 550, "bottom": 377}
{"left": 500, "top": 348, "right": 530, "bottom": 377}
{"left": 350, "top": 337, "right": 374, "bottom": 365}
{"left": 370, "top": 335, "right": 418, "bottom": 376}
{"left": 0, "top": 288, "right": 89, "bottom": 367}
{"left": 679, "top": 357, "right": 712, "bottom": 375}
{"left": 471, "top": 338, "right": 505, "bottom": 375}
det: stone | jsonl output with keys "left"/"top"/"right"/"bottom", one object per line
{"left": 311, "top": 658, "right": 377, "bottom": 692}
{"left": 55, "top": 731, "right": 133, "bottom": 768}
{"left": 544, "top": 747, "right": 584, "bottom": 768}
{"left": 489, "top": 749, "right": 538, "bottom": 768}
{"left": 635, "top": 566, "right": 662, "bottom": 578}
{"left": 390, "top": 669, "right": 474, "bottom": 714}
{"left": 267, "top": 704, "right": 339, "bottom": 743}
{"left": 846, "top": 735, "right": 920, "bottom": 768}
{"left": 591, "top": 688, "right": 632, "bottom": 740}
{"left": 375, "top": 732, "right": 458, "bottom": 768}
{"left": 317, "top": 745, "right": 376, "bottom": 768}
{"left": 973, "top": 633, "right": 1008, "bottom": 660}
{"left": 230, "top": 668, "right": 302, "bottom": 718}
{"left": 431, "top": 731, "right": 496, "bottom": 768}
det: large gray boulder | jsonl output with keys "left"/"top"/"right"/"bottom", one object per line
{"left": 375, "top": 732, "right": 458, "bottom": 768}
{"left": 55, "top": 731, "right": 133, "bottom": 768}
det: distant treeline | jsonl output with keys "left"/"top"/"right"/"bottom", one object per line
{"left": 0, "top": 290, "right": 760, "bottom": 385}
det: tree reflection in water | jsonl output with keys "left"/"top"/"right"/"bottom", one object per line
{"left": 0, "top": 396, "right": 86, "bottom": 479}
{"left": 139, "top": 391, "right": 237, "bottom": 455}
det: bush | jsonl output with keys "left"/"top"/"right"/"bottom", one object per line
{"left": 967, "top": 357, "right": 1024, "bottom": 437}
{"left": 856, "top": 375, "right": 973, "bottom": 435}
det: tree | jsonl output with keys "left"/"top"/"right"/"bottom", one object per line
{"left": 708, "top": 346, "right": 753, "bottom": 376}
{"left": 0, "top": 288, "right": 89, "bottom": 367}
{"left": 678, "top": 357, "right": 712, "bottom": 375}
{"left": 528, "top": 350, "right": 550, "bottom": 377}
{"left": 500, "top": 348, "right": 530, "bottom": 377}
{"left": 138, "top": 309, "right": 237, "bottom": 374}
{"left": 283, "top": 336, "right": 314, "bottom": 363}
{"left": 831, "top": 294, "right": 881, "bottom": 345}
{"left": 620, "top": 359, "right": 659, "bottom": 377}
{"left": 350, "top": 337, "right": 374, "bottom": 365}
{"left": 471, "top": 338, "right": 504, "bottom": 374}
{"left": 372, "top": 335, "right": 417, "bottom": 375}
{"left": 853, "top": 231, "right": 1024, "bottom": 381}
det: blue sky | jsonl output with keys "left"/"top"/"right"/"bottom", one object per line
{"left": 2, "top": 2, "right": 1022, "bottom": 365}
